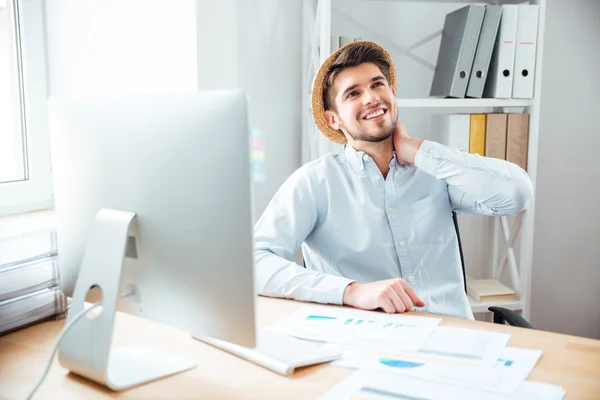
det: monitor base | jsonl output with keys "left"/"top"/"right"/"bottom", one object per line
{"left": 58, "top": 208, "right": 196, "bottom": 391}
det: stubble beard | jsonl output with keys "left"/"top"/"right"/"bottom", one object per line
{"left": 341, "top": 106, "right": 397, "bottom": 143}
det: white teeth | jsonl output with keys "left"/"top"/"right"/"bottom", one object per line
{"left": 365, "top": 109, "right": 384, "bottom": 120}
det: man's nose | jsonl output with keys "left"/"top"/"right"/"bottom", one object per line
{"left": 362, "top": 88, "right": 380, "bottom": 105}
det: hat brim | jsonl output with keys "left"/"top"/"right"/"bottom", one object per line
{"left": 311, "top": 40, "right": 397, "bottom": 145}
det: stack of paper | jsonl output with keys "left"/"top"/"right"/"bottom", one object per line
{"left": 273, "top": 305, "right": 566, "bottom": 399}
{"left": 318, "top": 370, "right": 566, "bottom": 400}
{"left": 0, "top": 228, "right": 67, "bottom": 335}
{"left": 271, "top": 305, "right": 441, "bottom": 352}
{"left": 327, "top": 343, "right": 542, "bottom": 396}
{"left": 417, "top": 326, "right": 510, "bottom": 366}
{"left": 466, "top": 278, "right": 516, "bottom": 303}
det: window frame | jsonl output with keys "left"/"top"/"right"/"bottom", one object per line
{"left": 0, "top": 0, "right": 53, "bottom": 217}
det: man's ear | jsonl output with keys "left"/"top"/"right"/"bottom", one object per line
{"left": 324, "top": 110, "right": 341, "bottom": 130}
{"left": 391, "top": 86, "right": 396, "bottom": 97}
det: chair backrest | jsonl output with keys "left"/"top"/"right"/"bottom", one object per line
{"left": 452, "top": 211, "right": 468, "bottom": 294}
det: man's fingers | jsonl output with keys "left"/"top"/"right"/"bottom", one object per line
{"left": 401, "top": 282, "right": 425, "bottom": 307}
{"left": 377, "top": 292, "right": 397, "bottom": 314}
{"left": 392, "top": 283, "right": 414, "bottom": 311}
{"left": 386, "top": 288, "right": 406, "bottom": 313}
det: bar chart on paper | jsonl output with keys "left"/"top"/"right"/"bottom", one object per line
{"left": 272, "top": 306, "right": 441, "bottom": 351}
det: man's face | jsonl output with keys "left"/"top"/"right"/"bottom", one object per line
{"left": 325, "top": 62, "right": 397, "bottom": 143}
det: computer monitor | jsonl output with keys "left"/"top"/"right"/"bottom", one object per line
{"left": 47, "top": 90, "right": 257, "bottom": 390}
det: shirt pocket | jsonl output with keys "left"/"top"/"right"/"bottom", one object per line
{"left": 410, "top": 191, "right": 453, "bottom": 244}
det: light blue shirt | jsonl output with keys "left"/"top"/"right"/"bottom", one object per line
{"left": 254, "top": 140, "right": 533, "bottom": 319}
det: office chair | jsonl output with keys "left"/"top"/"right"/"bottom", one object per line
{"left": 452, "top": 211, "right": 533, "bottom": 329}
{"left": 300, "top": 211, "right": 533, "bottom": 329}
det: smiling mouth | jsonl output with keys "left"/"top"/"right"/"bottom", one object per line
{"left": 363, "top": 108, "right": 387, "bottom": 121}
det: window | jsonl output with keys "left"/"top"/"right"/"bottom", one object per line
{"left": 1, "top": 0, "right": 27, "bottom": 184}
{"left": 0, "top": 0, "right": 53, "bottom": 217}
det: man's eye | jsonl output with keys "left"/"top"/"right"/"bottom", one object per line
{"left": 347, "top": 91, "right": 359, "bottom": 98}
{"left": 373, "top": 82, "right": 384, "bottom": 88}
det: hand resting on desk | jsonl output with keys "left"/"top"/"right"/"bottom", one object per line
{"left": 342, "top": 278, "right": 425, "bottom": 314}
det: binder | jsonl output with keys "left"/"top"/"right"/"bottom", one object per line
{"left": 430, "top": 5, "right": 486, "bottom": 99}
{"left": 506, "top": 113, "right": 529, "bottom": 170}
{"left": 466, "top": 5, "right": 502, "bottom": 98}
{"left": 485, "top": 113, "right": 508, "bottom": 160}
{"left": 512, "top": 5, "right": 540, "bottom": 99}
{"left": 483, "top": 5, "right": 518, "bottom": 99}
{"left": 431, "top": 113, "right": 470, "bottom": 152}
{"left": 469, "top": 114, "right": 486, "bottom": 156}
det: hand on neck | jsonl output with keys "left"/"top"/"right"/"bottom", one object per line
{"left": 347, "top": 136, "right": 394, "bottom": 179}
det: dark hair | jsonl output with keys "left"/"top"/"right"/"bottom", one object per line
{"left": 323, "top": 44, "right": 392, "bottom": 112}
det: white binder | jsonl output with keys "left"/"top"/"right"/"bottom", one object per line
{"left": 430, "top": 5, "right": 486, "bottom": 99}
{"left": 512, "top": 5, "right": 540, "bottom": 99}
{"left": 483, "top": 5, "right": 518, "bottom": 99}
{"left": 466, "top": 5, "right": 502, "bottom": 98}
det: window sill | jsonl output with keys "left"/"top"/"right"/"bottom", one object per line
{"left": 0, "top": 209, "right": 57, "bottom": 239}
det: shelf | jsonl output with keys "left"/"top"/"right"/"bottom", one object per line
{"left": 308, "top": 97, "right": 533, "bottom": 110}
{"left": 468, "top": 296, "right": 524, "bottom": 314}
{"left": 396, "top": 98, "right": 533, "bottom": 109}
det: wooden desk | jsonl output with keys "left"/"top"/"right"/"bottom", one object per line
{"left": 1, "top": 297, "right": 599, "bottom": 399}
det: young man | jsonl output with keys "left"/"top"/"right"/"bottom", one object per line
{"left": 253, "top": 41, "right": 533, "bottom": 319}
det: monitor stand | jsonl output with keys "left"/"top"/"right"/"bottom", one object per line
{"left": 58, "top": 209, "right": 196, "bottom": 391}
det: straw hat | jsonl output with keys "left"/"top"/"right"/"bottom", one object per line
{"left": 311, "top": 40, "right": 397, "bottom": 145}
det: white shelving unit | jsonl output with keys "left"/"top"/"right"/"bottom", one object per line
{"left": 301, "top": 0, "right": 546, "bottom": 320}
{"left": 395, "top": 98, "right": 534, "bottom": 108}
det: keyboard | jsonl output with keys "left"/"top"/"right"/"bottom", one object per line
{"left": 195, "top": 328, "right": 341, "bottom": 376}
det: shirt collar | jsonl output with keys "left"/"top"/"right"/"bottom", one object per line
{"left": 344, "top": 144, "right": 398, "bottom": 174}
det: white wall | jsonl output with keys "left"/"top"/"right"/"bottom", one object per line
{"left": 44, "top": 0, "right": 197, "bottom": 96}
{"left": 43, "top": 0, "right": 301, "bottom": 228}
{"left": 237, "top": 0, "right": 303, "bottom": 221}
{"left": 530, "top": 0, "right": 600, "bottom": 339}
{"left": 45, "top": 0, "right": 303, "bottom": 249}
{"left": 196, "top": 0, "right": 303, "bottom": 223}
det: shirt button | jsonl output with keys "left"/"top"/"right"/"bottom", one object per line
{"left": 363, "top": 155, "right": 369, "bottom": 161}
{"left": 407, "top": 275, "right": 414, "bottom": 282}
{"left": 399, "top": 241, "right": 405, "bottom": 247}
{"left": 388, "top": 207, "right": 394, "bottom": 213}
{"left": 374, "top": 176, "right": 381, "bottom": 181}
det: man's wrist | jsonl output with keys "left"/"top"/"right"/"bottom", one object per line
{"left": 343, "top": 282, "right": 358, "bottom": 305}
{"left": 400, "top": 138, "right": 424, "bottom": 165}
